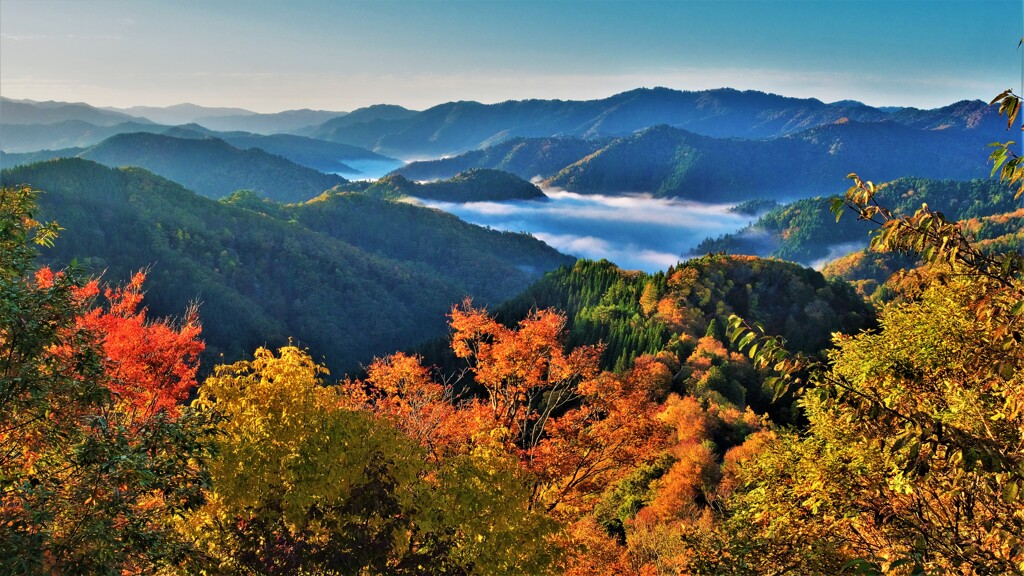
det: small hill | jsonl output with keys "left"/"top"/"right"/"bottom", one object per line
{"left": 362, "top": 169, "right": 546, "bottom": 202}
{"left": 417, "top": 256, "right": 874, "bottom": 423}
{"left": 1, "top": 158, "right": 573, "bottom": 374}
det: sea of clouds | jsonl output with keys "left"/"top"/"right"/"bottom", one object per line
{"left": 415, "top": 189, "right": 754, "bottom": 273}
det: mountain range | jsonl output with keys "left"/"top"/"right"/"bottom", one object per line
{"left": 301, "top": 87, "right": 1006, "bottom": 158}
{"left": 396, "top": 121, "right": 997, "bottom": 201}
{"left": 5, "top": 89, "right": 1007, "bottom": 162}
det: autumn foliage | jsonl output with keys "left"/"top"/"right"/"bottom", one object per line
{"left": 1, "top": 186, "right": 212, "bottom": 575}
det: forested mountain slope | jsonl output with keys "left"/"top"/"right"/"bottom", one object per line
{"left": 1, "top": 158, "right": 573, "bottom": 373}
{"left": 2, "top": 125, "right": 396, "bottom": 180}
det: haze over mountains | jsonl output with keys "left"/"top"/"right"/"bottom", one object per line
{"left": 4, "top": 87, "right": 1007, "bottom": 206}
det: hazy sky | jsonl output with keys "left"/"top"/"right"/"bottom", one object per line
{"left": 1, "top": 0, "right": 1021, "bottom": 112}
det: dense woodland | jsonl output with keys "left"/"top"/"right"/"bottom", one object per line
{"left": 2, "top": 86, "right": 1023, "bottom": 576}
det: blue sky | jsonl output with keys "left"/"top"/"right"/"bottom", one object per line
{"left": 1, "top": 0, "right": 1021, "bottom": 112}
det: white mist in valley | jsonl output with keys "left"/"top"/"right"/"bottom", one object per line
{"left": 416, "top": 189, "right": 753, "bottom": 273}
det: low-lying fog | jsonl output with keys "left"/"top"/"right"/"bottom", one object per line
{"left": 416, "top": 189, "right": 752, "bottom": 273}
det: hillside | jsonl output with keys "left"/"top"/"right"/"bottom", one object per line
{"left": 1, "top": 159, "right": 573, "bottom": 373}
{"left": 77, "top": 132, "right": 347, "bottom": 201}
{"left": 822, "top": 207, "right": 1024, "bottom": 299}
{"left": 360, "top": 169, "right": 546, "bottom": 202}
{"left": 495, "top": 256, "right": 872, "bottom": 364}
{"left": 302, "top": 104, "right": 419, "bottom": 137}
{"left": 690, "top": 177, "right": 1020, "bottom": 265}
{"left": 304, "top": 87, "right": 1003, "bottom": 158}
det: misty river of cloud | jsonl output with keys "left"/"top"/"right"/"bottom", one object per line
{"left": 414, "top": 189, "right": 753, "bottom": 273}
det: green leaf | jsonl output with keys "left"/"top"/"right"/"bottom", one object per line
{"left": 1002, "top": 480, "right": 1019, "bottom": 504}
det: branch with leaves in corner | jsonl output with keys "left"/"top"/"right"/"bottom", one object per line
{"left": 714, "top": 88, "right": 1024, "bottom": 575}
{"left": 988, "top": 88, "right": 1024, "bottom": 200}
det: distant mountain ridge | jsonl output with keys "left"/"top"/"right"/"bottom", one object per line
{"left": 5, "top": 89, "right": 1006, "bottom": 166}
{"left": 301, "top": 87, "right": 1005, "bottom": 158}
{"left": 191, "top": 109, "right": 349, "bottom": 134}
{"left": 100, "top": 103, "right": 254, "bottom": 125}
{"left": 0, "top": 97, "right": 149, "bottom": 126}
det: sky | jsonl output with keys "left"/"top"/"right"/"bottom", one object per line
{"left": 1, "top": 0, "right": 1022, "bottom": 113}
